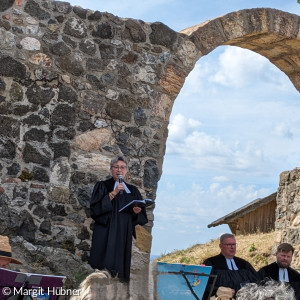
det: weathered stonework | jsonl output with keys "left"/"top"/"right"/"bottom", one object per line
{"left": 275, "top": 168, "right": 300, "bottom": 269}
{"left": 0, "top": 0, "right": 299, "bottom": 298}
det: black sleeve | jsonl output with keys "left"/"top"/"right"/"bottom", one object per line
{"left": 202, "top": 258, "right": 218, "bottom": 300}
{"left": 257, "top": 266, "right": 268, "bottom": 280}
{"left": 130, "top": 185, "right": 148, "bottom": 227}
{"left": 90, "top": 181, "right": 113, "bottom": 225}
{"left": 290, "top": 282, "right": 300, "bottom": 300}
{"left": 289, "top": 267, "right": 300, "bottom": 282}
{"left": 203, "top": 258, "right": 212, "bottom": 266}
{"left": 245, "top": 261, "right": 258, "bottom": 274}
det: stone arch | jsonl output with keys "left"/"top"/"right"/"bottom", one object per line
{"left": 175, "top": 8, "right": 300, "bottom": 92}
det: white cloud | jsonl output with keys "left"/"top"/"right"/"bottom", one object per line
{"left": 154, "top": 180, "right": 271, "bottom": 236}
{"left": 209, "top": 47, "right": 292, "bottom": 91}
{"left": 210, "top": 47, "right": 266, "bottom": 87}
{"left": 152, "top": 175, "right": 272, "bottom": 253}
{"left": 168, "top": 113, "right": 201, "bottom": 141}
{"left": 179, "top": 62, "right": 209, "bottom": 97}
{"left": 271, "top": 123, "right": 293, "bottom": 139}
{"left": 213, "top": 176, "right": 229, "bottom": 182}
{"left": 167, "top": 115, "right": 267, "bottom": 174}
{"left": 165, "top": 181, "right": 176, "bottom": 190}
{"left": 183, "top": 131, "right": 227, "bottom": 156}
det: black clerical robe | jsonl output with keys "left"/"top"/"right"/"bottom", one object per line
{"left": 88, "top": 177, "right": 148, "bottom": 281}
{"left": 203, "top": 253, "right": 259, "bottom": 299}
{"left": 258, "top": 262, "right": 300, "bottom": 300}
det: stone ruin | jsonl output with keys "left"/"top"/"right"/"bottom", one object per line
{"left": 0, "top": 0, "right": 300, "bottom": 298}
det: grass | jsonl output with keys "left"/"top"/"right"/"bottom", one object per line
{"left": 156, "top": 231, "right": 275, "bottom": 271}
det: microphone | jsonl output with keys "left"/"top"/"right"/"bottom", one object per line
{"left": 118, "top": 175, "right": 123, "bottom": 194}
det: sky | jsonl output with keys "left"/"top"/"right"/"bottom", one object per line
{"left": 63, "top": 0, "right": 300, "bottom": 256}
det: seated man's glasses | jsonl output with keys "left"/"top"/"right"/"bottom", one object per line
{"left": 223, "top": 243, "right": 237, "bottom": 247}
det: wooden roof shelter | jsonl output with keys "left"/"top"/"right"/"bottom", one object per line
{"left": 208, "top": 192, "right": 277, "bottom": 235}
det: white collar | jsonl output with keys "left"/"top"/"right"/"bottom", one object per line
{"left": 226, "top": 258, "right": 238, "bottom": 270}
{"left": 278, "top": 267, "right": 289, "bottom": 282}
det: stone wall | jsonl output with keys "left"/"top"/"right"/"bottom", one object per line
{"left": 0, "top": 0, "right": 188, "bottom": 295}
{"left": 0, "top": 0, "right": 300, "bottom": 298}
{"left": 275, "top": 168, "right": 300, "bottom": 269}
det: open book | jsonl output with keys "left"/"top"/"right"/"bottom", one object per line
{"left": 0, "top": 267, "right": 66, "bottom": 300}
{"left": 119, "top": 199, "right": 152, "bottom": 212}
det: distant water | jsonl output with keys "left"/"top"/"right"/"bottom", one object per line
{"left": 150, "top": 254, "right": 160, "bottom": 261}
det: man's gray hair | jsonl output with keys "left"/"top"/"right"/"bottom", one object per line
{"left": 236, "top": 280, "right": 295, "bottom": 300}
{"left": 220, "top": 233, "right": 235, "bottom": 244}
{"left": 110, "top": 155, "right": 128, "bottom": 168}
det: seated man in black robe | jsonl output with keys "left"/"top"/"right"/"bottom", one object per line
{"left": 203, "top": 233, "right": 259, "bottom": 299}
{"left": 258, "top": 243, "right": 300, "bottom": 300}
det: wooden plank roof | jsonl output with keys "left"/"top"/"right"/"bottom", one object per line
{"left": 207, "top": 192, "right": 277, "bottom": 228}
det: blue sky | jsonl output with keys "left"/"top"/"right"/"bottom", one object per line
{"left": 63, "top": 0, "right": 300, "bottom": 255}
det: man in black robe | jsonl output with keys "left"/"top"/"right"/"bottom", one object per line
{"left": 203, "top": 233, "right": 259, "bottom": 299}
{"left": 88, "top": 155, "right": 148, "bottom": 282}
{"left": 258, "top": 243, "right": 300, "bottom": 300}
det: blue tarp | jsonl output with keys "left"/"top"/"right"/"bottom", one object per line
{"left": 157, "top": 262, "right": 212, "bottom": 300}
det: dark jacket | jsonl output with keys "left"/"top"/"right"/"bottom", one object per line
{"left": 203, "top": 253, "right": 259, "bottom": 299}
{"left": 258, "top": 262, "right": 300, "bottom": 300}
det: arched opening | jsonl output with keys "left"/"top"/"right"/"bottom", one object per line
{"left": 151, "top": 43, "right": 300, "bottom": 256}
{"left": 149, "top": 8, "right": 300, "bottom": 259}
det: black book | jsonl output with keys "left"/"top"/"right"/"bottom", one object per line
{"left": 118, "top": 199, "right": 152, "bottom": 212}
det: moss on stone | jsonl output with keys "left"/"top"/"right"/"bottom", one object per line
{"left": 18, "top": 169, "right": 33, "bottom": 182}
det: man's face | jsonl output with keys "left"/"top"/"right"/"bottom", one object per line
{"left": 0, "top": 257, "right": 11, "bottom": 269}
{"left": 219, "top": 237, "right": 237, "bottom": 259}
{"left": 276, "top": 250, "right": 293, "bottom": 268}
